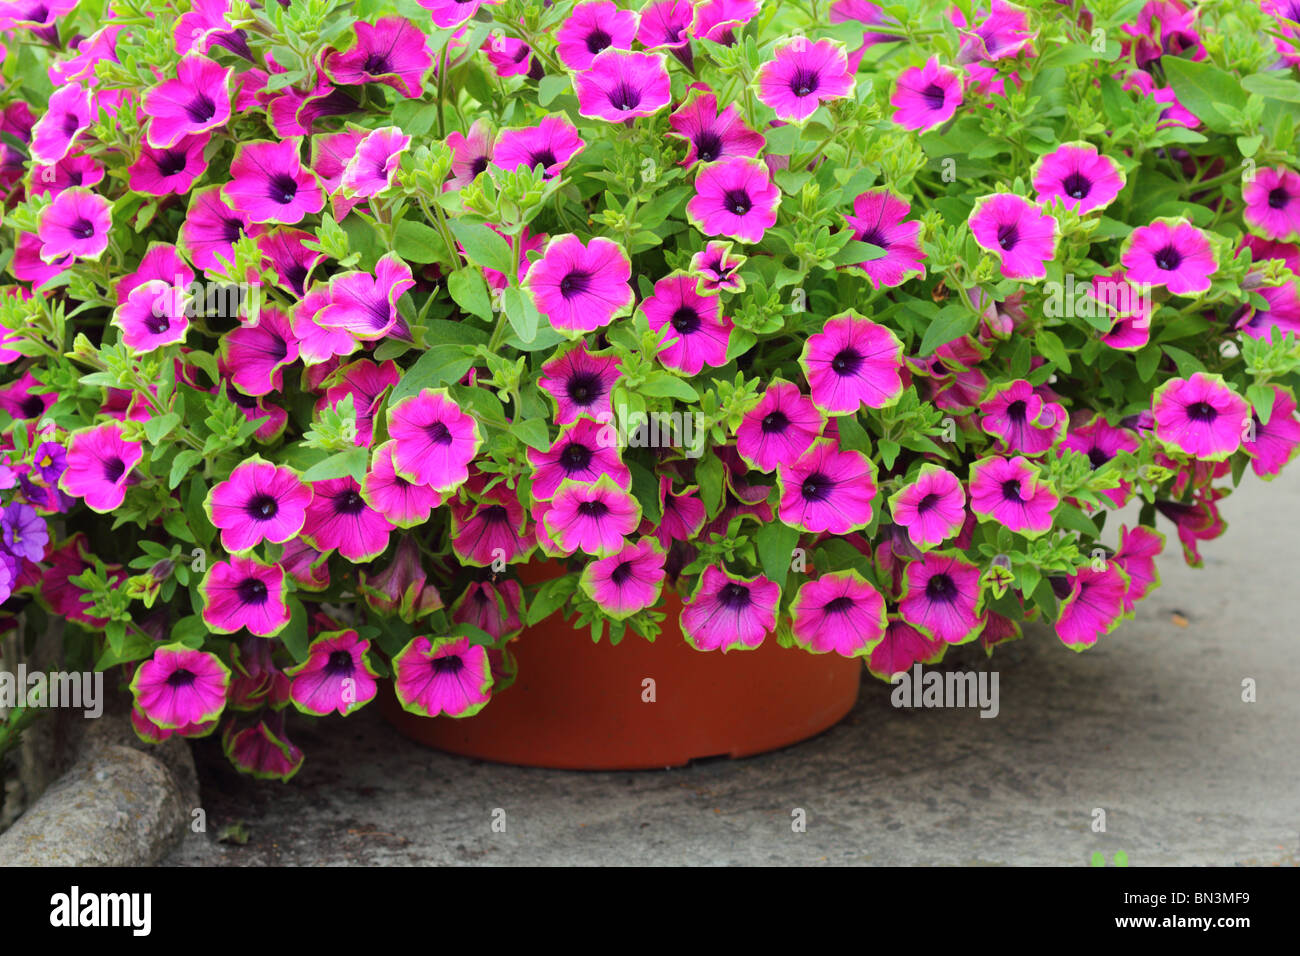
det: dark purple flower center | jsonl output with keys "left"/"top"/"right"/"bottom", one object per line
{"left": 670, "top": 305, "right": 700, "bottom": 334}
{"left": 1000, "top": 479, "right": 1022, "bottom": 502}
{"left": 830, "top": 347, "right": 863, "bottom": 376}
{"left": 1006, "top": 399, "right": 1028, "bottom": 422}
{"left": 103, "top": 457, "right": 126, "bottom": 482}
{"left": 1186, "top": 401, "right": 1217, "bottom": 423}
{"left": 145, "top": 311, "right": 171, "bottom": 335}
{"left": 1154, "top": 245, "right": 1182, "bottom": 270}
{"left": 470, "top": 155, "right": 490, "bottom": 176}
{"left": 917, "top": 492, "right": 940, "bottom": 513}
{"left": 425, "top": 421, "right": 453, "bottom": 445}
{"left": 996, "top": 222, "right": 1019, "bottom": 251}
{"left": 19, "top": 394, "right": 44, "bottom": 417}
{"left": 694, "top": 130, "right": 723, "bottom": 162}
{"left": 1268, "top": 186, "right": 1290, "bottom": 210}
{"left": 220, "top": 217, "right": 244, "bottom": 243}
{"left": 335, "top": 489, "right": 366, "bottom": 514}
{"left": 718, "top": 582, "right": 751, "bottom": 609}
{"left": 800, "top": 471, "right": 832, "bottom": 502}
{"left": 247, "top": 493, "right": 279, "bottom": 521}
{"left": 577, "top": 499, "right": 609, "bottom": 518}
{"left": 608, "top": 82, "right": 642, "bottom": 112}
{"left": 529, "top": 148, "right": 558, "bottom": 171}
{"left": 362, "top": 52, "right": 392, "bottom": 75}
{"left": 559, "top": 270, "right": 592, "bottom": 298}
{"left": 268, "top": 172, "right": 298, "bottom": 205}
{"left": 326, "top": 650, "right": 354, "bottom": 675}
{"left": 565, "top": 371, "right": 603, "bottom": 406}
{"left": 585, "top": 28, "right": 612, "bottom": 54}
{"left": 1062, "top": 171, "right": 1092, "bottom": 199}
{"left": 925, "top": 572, "right": 956, "bottom": 602}
{"left": 760, "top": 410, "right": 789, "bottom": 434}
{"left": 431, "top": 654, "right": 464, "bottom": 674}
{"left": 156, "top": 148, "right": 188, "bottom": 178}
{"left": 69, "top": 217, "right": 95, "bottom": 240}
{"left": 610, "top": 560, "right": 634, "bottom": 585}
{"left": 559, "top": 441, "right": 593, "bottom": 472}
{"left": 481, "top": 504, "right": 510, "bottom": 524}
{"left": 61, "top": 110, "right": 82, "bottom": 136}
{"left": 723, "top": 188, "right": 752, "bottom": 216}
{"left": 824, "top": 595, "right": 854, "bottom": 615}
{"left": 184, "top": 93, "right": 216, "bottom": 124}
{"left": 166, "top": 668, "right": 197, "bottom": 688}
{"left": 789, "top": 67, "right": 820, "bottom": 98}
{"left": 922, "top": 83, "right": 947, "bottom": 110}
{"left": 1087, "top": 447, "right": 1109, "bottom": 469}
{"left": 236, "top": 576, "right": 268, "bottom": 604}
{"left": 857, "top": 226, "right": 887, "bottom": 248}
{"left": 285, "top": 262, "right": 308, "bottom": 293}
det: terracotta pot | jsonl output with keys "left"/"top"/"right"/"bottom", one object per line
{"left": 380, "top": 563, "right": 863, "bottom": 770}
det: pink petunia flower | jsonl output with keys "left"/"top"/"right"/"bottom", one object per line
{"left": 1031, "top": 141, "right": 1126, "bottom": 214}
{"left": 142, "top": 54, "right": 233, "bottom": 149}
{"left": 685, "top": 156, "right": 780, "bottom": 243}
{"left": 316, "top": 253, "right": 415, "bottom": 341}
{"left": 492, "top": 116, "right": 585, "bottom": 178}
{"left": 29, "top": 82, "right": 93, "bottom": 165}
{"left": 899, "top": 552, "right": 984, "bottom": 645}
{"left": 222, "top": 138, "right": 324, "bottom": 226}
{"left": 791, "top": 571, "right": 887, "bottom": 657}
{"left": 968, "top": 193, "right": 1058, "bottom": 281}
{"left": 1054, "top": 562, "right": 1130, "bottom": 651}
{"left": 130, "top": 644, "right": 230, "bottom": 729}
{"left": 393, "top": 632, "right": 495, "bottom": 724}
{"left": 220, "top": 305, "right": 300, "bottom": 396}
{"left": 127, "top": 132, "right": 209, "bottom": 197}
{"left": 362, "top": 439, "right": 444, "bottom": 527}
{"left": 528, "top": 417, "right": 631, "bottom": 501}
{"left": 524, "top": 234, "right": 634, "bottom": 336}
{"left": 539, "top": 341, "right": 623, "bottom": 425}
{"left": 735, "top": 380, "right": 824, "bottom": 472}
{"left": 690, "top": 240, "right": 747, "bottom": 293}
{"left": 302, "top": 476, "right": 394, "bottom": 562}
{"left": 450, "top": 482, "right": 534, "bottom": 567}
{"left": 680, "top": 564, "right": 779, "bottom": 652}
{"left": 799, "top": 309, "right": 903, "bottom": 414}
{"left": 574, "top": 49, "right": 672, "bottom": 122}
{"left": 59, "top": 421, "right": 142, "bottom": 513}
{"left": 1114, "top": 524, "right": 1163, "bottom": 614}
{"left": 543, "top": 474, "right": 641, "bottom": 557}
{"left": 178, "top": 185, "right": 264, "bottom": 274}
{"left": 1244, "top": 385, "right": 1300, "bottom": 478}
{"left": 842, "top": 189, "right": 927, "bottom": 288}
{"left": 37, "top": 186, "right": 111, "bottom": 262}
{"left": 777, "top": 438, "right": 877, "bottom": 534}
{"left": 580, "top": 536, "right": 666, "bottom": 619}
{"left": 199, "top": 555, "right": 291, "bottom": 637}
{"left": 888, "top": 464, "right": 966, "bottom": 549}
{"left": 668, "top": 88, "right": 765, "bottom": 167}
{"left": 342, "top": 126, "right": 409, "bottom": 198}
{"left": 284, "top": 629, "right": 379, "bottom": 717}
{"left": 321, "top": 16, "right": 433, "bottom": 99}
{"left": 446, "top": 120, "right": 495, "bottom": 190}
{"left": 639, "top": 272, "right": 733, "bottom": 375}
{"left": 1243, "top": 166, "right": 1300, "bottom": 242}
{"left": 1151, "top": 372, "right": 1250, "bottom": 461}
{"left": 206, "top": 456, "right": 312, "bottom": 553}
{"left": 755, "top": 38, "right": 854, "bottom": 123}
{"left": 1121, "top": 217, "right": 1217, "bottom": 295}
{"left": 557, "top": 1, "right": 638, "bottom": 71}
{"left": 890, "top": 57, "right": 963, "bottom": 131}
{"left": 386, "top": 387, "right": 481, "bottom": 492}
{"left": 968, "top": 454, "right": 1059, "bottom": 536}
{"left": 979, "top": 378, "right": 1065, "bottom": 455}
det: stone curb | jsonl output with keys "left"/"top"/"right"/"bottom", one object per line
{"left": 0, "top": 712, "right": 198, "bottom": 867}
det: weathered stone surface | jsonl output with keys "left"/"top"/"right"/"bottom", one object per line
{"left": 0, "top": 741, "right": 187, "bottom": 866}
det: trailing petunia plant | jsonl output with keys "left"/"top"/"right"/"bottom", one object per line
{"left": 0, "top": 0, "right": 1298, "bottom": 779}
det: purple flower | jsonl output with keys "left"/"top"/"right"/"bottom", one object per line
{"left": 1121, "top": 217, "right": 1217, "bottom": 295}
{"left": 756, "top": 38, "right": 855, "bottom": 123}
{"left": 142, "top": 54, "right": 233, "bottom": 149}
{"left": 574, "top": 49, "right": 672, "bottom": 122}
{"left": 1, "top": 502, "right": 47, "bottom": 561}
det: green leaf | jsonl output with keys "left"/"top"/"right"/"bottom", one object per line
{"left": 1162, "top": 57, "right": 1247, "bottom": 134}
{"left": 696, "top": 451, "right": 724, "bottom": 517}
{"left": 639, "top": 374, "right": 699, "bottom": 401}
{"left": 447, "top": 219, "right": 514, "bottom": 275}
{"left": 447, "top": 266, "right": 494, "bottom": 321}
{"left": 756, "top": 521, "right": 800, "bottom": 591}
{"left": 538, "top": 74, "right": 570, "bottom": 106}
{"left": 1035, "top": 329, "right": 1072, "bottom": 373}
{"left": 395, "top": 220, "right": 447, "bottom": 264}
{"left": 390, "top": 344, "right": 476, "bottom": 403}
{"left": 528, "top": 575, "right": 577, "bottom": 626}
{"left": 514, "top": 418, "right": 551, "bottom": 451}
{"left": 918, "top": 304, "right": 977, "bottom": 356}
{"left": 281, "top": 599, "right": 310, "bottom": 663}
{"left": 171, "top": 614, "right": 209, "bottom": 649}
{"left": 1242, "top": 72, "right": 1300, "bottom": 103}
{"left": 502, "top": 286, "right": 540, "bottom": 343}
{"left": 300, "top": 446, "right": 370, "bottom": 483}
{"left": 1247, "top": 383, "right": 1275, "bottom": 425}
{"left": 144, "top": 412, "right": 180, "bottom": 444}
{"left": 1055, "top": 503, "right": 1100, "bottom": 538}
{"left": 169, "top": 449, "right": 203, "bottom": 490}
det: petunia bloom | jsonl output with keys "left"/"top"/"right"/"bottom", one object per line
{"left": 142, "top": 54, "right": 233, "bottom": 149}
{"left": 302, "top": 476, "right": 394, "bottom": 562}
{"left": 1121, "top": 217, "right": 1217, "bottom": 295}
{"left": 543, "top": 474, "right": 642, "bottom": 557}
{"left": 574, "top": 49, "right": 672, "bottom": 122}
{"left": 37, "top": 187, "right": 111, "bottom": 262}
{"left": 639, "top": 272, "right": 733, "bottom": 375}
{"left": 130, "top": 644, "right": 230, "bottom": 729}
{"left": 206, "top": 456, "right": 312, "bottom": 553}
{"left": 556, "top": 1, "right": 638, "bottom": 71}
{"left": 890, "top": 57, "right": 963, "bottom": 131}
{"left": 790, "top": 571, "right": 887, "bottom": 657}
{"left": 799, "top": 309, "right": 904, "bottom": 414}
{"left": 755, "top": 37, "right": 854, "bottom": 123}
{"left": 735, "top": 380, "right": 825, "bottom": 472}
{"left": 899, "top": 552, "right": 984, "bottom": 645}
{"left": 284, "top": 629, "right": 379, "bottom": 717}
{"left": 1243, "top": 166, "right": 1300, "bottom": 242}
{"left": 685, "top": 156, "right": 781, "bottom": 243}
{"left": 580, "top": 537, "right": 666, "bottom": 619}
{"left": 968, "top": 454, "right": 1059, "bottom": 537}
{"left": 842, "top": 189, "right": 926, "bottom": 289}
{"left": 680, "top": 565, "right": 779, "bottom": 652}
{"left": 393, "top": 635, "right": 493, "bottom": 718}
{"left": 776, "top": 439, "right": 877, "bottom": 534}
{"left": 199, "top": 555, "right": 291, "bottom": 637}
{"left": 668, "top": 89, "right": 765, "bottom": 167}
{"left": 321, "top": 16, "right": 433, "bottom": 99}
{"left": 888, "top": 464, "right": 966, "bottom": 549}
{"left": 1151, "top": 372, "right": 1249, "bottom": 461}
{"left": 968, "top": 192, "right": 1058, "bottom": 281}
{"left": 59, "top": 421, "right": 142, "bottom": 513}
{"left": 1031, "top": 141, "right": 1126, "bottom": 214}
{"left": 386, "top": 388, "right": 481, "bottom": 492}
{"left": 524, "top": 234, "right": 634, "bottom": 336}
